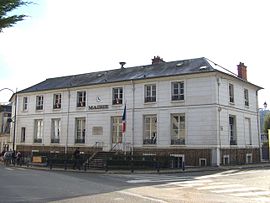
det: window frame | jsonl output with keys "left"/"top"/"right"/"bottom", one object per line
{"left": 22, "top": 97, "right": 28, "bottom": 111}
{"left": 75, "top": 118, "right": 85, "bottom": 143}
{"left": 112, "top": 87, "right": 123, "bottom": 105}
{"left": 229, "top": 83, "right": 234, "bottom": 103}
{"left": 21, "top": 127, "right": 26, "bottom": 143}
{"left": 171, "top": 113, "right": 186, "bottom": 145}
{"left": 34, "top": 119, "right": 43, "bottom": 143}
{"left": 53, "top": 93, "right": 62, "bottom": 109}
{"left": 244, "top": 89, "right": 249, "bottom": 107}
{"left": 229, "top": 115, "right": 237, "bottom": 145}
{"left": 144, "top": 84, "right": 156, "bottom": 103}
{"left": 111, "top": 116, "right": 122, "bottom": 144}
{"left": 143, "top": 115, "right": 157, "bottom": 145}
{"left": 51, "top": 118, "right": 61, "bottom": 143}
{"left": 36, "top": 95, "right": 44, "bottom": 110}
{"left": 77, "top": 91, "right": 86, "bottom": 107}
{"left": 171, "top": 81, "right": 185, "bottom": 101}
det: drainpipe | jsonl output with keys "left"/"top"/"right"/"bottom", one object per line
{"left": 131, "top": 80, "right": 135, "bottom": 155}
{"left": 217, "top": 76, "right": 221, "bottom": 166}
{"left": 65, "top": 89, "right": 71, "bottom": 154}
{"left": 256, "top": 90, "right": 262, "bottom": 162}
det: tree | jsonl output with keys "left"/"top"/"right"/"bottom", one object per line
{"left": 263, "top": 113, "right": 270, "bottom": 133}
{"left": 0, "top": 0, "right": 31, "bottom": 32}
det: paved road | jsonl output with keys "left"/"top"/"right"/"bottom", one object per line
{"left": 0, "top": 164, "right": 270, "bottom": 203}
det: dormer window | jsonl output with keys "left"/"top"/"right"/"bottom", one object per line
{"left": 53, "top": 93, "right": 61, "bottom": 109}
{"left": 112, "top": 87, "right": 123, "bottom": 105}
{"left": 77, "top": 91, "right": 86, "bottom": 107}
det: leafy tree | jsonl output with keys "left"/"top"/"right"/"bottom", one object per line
{"left": 0, "top": 0, "right": 31, "bottom": 32}
{"left": 263, "top": 113, "right": 270, "bottom": 133}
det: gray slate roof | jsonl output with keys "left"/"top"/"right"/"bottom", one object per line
{"left": 19, "top": 57, "right": 260, "bottom": 93}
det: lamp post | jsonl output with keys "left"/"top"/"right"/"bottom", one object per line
{"left": 0, "top": 88, "right": 17, "bottom": 151}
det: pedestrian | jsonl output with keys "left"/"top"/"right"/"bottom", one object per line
{"left": 73, "top": 147, "right": 80, "bottom": 170}
{"left": 3, "top": 150, "right": 12, "bottom": 166}
{"left": 16, "top": 151, "right": 22, "bottom": 166}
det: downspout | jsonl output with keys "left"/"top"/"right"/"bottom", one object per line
{"left": 256, "top": 90, "right": 262, "bottom": 162}
{"left": 217, "top": 76, "right": 221, "bottom": 166}
{"left": 131, "top": 80, "right": 135, "bottom": 155}
{"left": 65, "top": 89, "right": 71, "bottom": 154}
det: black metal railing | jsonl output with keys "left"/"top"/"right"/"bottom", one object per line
{"left": 230, "top": 139, "right": 237, "bottom": 145}
{"left": 144, "top": 97, "right": 156, "bottom": 103}
{"left": 75, "top": 138, "right": 85, "bottom": 144}
{"left": 171, "top": 95, "right": 184, "bottom": 101}
{"left": 33, "top": 138, "right": 42, "bottom": 143}
{"left": 171, "top": 139, "right": 185, "bottom": 145}
{"left": 51, "top": 138, "right": 60, "bottom": 143}
{"left": 143, "top": 138, "right": 156, "bottom": 145}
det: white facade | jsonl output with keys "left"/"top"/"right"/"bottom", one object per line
{"left": 12, "top": 70, "right": 261, "bottom": 165}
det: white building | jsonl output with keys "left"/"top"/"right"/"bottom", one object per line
{"left": 11, "top": 57, "right": 262, "bottom": 166}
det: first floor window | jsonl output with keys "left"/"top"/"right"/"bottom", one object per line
{"left": 75, "top": 118, "right": 85, "bottom": 143}
{"left": 23, "top": 97, "right": 28, "bottom": 111}
{"left": 144, "top": 84, "right": 156, "bottom": 103}
{"left": 36, "top": 96, "right": 44, "bottom": 110}
{"left": 77, "top": 91, "right": 86, "bottom": 107}
{"left": 171, "top": 114, "right": 185, "bottom": 145}
{"left": 229, "top": 115, "right": 237, "bottom": 145}
{"left": 53, "top": 94, "right": 62, "bottom": 109}
{"left": 21, "top": 127, "right": 26, "bottom": 143}
{"left": 112, "top": 117, "right": 122, "bottom": 143}
{"left": 244, "top": 89, "right": 249, "bottom": 107}
{"left": 34, "top": 120, "right": 43, "bottom": 143}
{"left": 112, "top": 87, "right": 123, "bottom": 105}
{"left": 51, "top": 119, "right": 61, "bottom": 143}
{"left": 229, "top": 84, "right": 234, "bottom": 103}
{"left": 171, "top": 82, "right": 184, "bottom": 101}
{"left": 143, "top": 115, "right": 157, "bottom": 144}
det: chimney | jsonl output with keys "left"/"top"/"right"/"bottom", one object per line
{"left": 237, "top": 62, "right": 247, "bottom": 80}
{"left": 152, "top": 56, "right": 165, "bottom": 65}
{"left": 119, "top": 62, "right": 126, "bottom": 69}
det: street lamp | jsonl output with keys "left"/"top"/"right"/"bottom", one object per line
{"left": 0, "top": 88, "right": 17, "bottom": 151}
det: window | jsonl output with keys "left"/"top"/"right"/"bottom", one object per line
{"left": 77, "top": 91, "right": 86, "bottom": 107}
{"left": 51, "top": 119, "right": 60, "bottom": 143}
{"left": 143, "top": 115, "right": 157, "bottom": 144}
{"left": 223, "top": 155, "right": 230, "bottom": 165}
{"left": 34, "top": 120, "right": 43, "bottom": 143}
{"left": 112, "top": 87, "right": 123, "bottom": 105}
{"left": 171, "top": 114, "right": 185, "bottom": 145}
{"left": 229, "top": 115, "right": 237, "bottom": 145}
{"left": 23, "top": 97, "right": 28, "bottom": 111}
{"left": 53, "top": 94, "right": 61, "bottom": 109}
{"left": 144, "top": 84, "right": 156, "bottom": 103}
{"left": 244, "top": 89, "right": 249, "bottom": 106}
{"left": 112, "top": 117, "right": 122, "bottom": 143}
{"left": 36, "top": 96, "right": 44, "bottom": 110}
{"left": 246, "top": 153, "right": 252, "bottom": 164}
{"left": 229, "top": 84, "right": 234, "bottom": 103}
{"left": 245, "top": 118, "right": 252, "bottom": 145}
{"left": 171, "top": 82, "right": 184, "bottom": 101}
{"left": 75, "top": 118, "right": 85, "bottom": 143}
{"left": 21, "top": 127, "right": 26, "bottom": 143}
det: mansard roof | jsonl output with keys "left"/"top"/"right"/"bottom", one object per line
{"left": 18, "top": 57, "right": 261, "bottom": 93}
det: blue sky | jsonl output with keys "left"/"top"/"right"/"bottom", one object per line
{"left": 0, "top": 0, "right": 269, "bottom": 107}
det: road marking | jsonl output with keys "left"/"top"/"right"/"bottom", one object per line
{"left": 211, "top": 187, "right": 260, "bottom": 193}
{"left": 197, "top": 184, "right": 243, "bottom": 190}
{"left": 232, "top": 191, "right": 270, "bottom": 197}
{"left": 118, "top": 191, "right": 168, "bottom": 203}
{"left": 17, "top": 167, "right": 26, "bottom": 171}
{"left": 5, "top": 167, "right": 14, "bottom": 171}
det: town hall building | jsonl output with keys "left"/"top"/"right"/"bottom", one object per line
{"left": 10, "top": 57, "right": 262, "bottom": 166}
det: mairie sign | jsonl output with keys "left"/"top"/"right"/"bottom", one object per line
{"left": 88, "top": 105, "right": 109, "bottom": 110}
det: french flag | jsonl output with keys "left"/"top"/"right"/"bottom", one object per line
{"left": 122, "top": 103, "right": 126, "bottom": 134}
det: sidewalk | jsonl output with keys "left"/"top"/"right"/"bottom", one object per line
{"left": 4, "top": 161, "right": 270, "bottom": 174}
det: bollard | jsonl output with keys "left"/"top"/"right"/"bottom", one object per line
{"left": 156, "top": 161, "right": 160, "bottom": 173}
{"left": 64, "top": 160, "right": 67, "bottom": 170}
{"left": 182, "top": 161, "right": 185, "bottom": 171}
{"left": 49, "top": 159, "right": 53, "bottom": 170}
{"left": 130, "top": 160, "right": 134, "bottom": 173}
{"left": 84, "top": 163, "right": 87, "bottom": 171}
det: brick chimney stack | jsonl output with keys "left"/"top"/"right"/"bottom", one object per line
{"left": 237, "top": 62, "right": 247, "bottom": 80}
{"left": 152, "top": 56, "right": 165, "bottom": 65}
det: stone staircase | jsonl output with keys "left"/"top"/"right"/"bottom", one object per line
{"left": 85, "top": 151, "right": 117, "bottom": 169}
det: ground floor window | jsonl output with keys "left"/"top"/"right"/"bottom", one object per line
{"left": 112, "top": 116, "right": 122, "bottom": 143}
{"left": 199, "top": 158, "right": 207, "bottom": 166}
{"left": 34, "top": 119, "right": 43, "bottom": 143}
{"left": 143, "top": 115, "right": 157, "bottom": 145}
{"left": 75, "top": 118, "right": 85, "bottom": 144}
{"left": 223, "top": 155, "right": 230, "bottom": 165}
{"left": 51, "top": 119, "right": 61, "bottom": 143}
{"left": 246, "top": 153, "right": 252, "bottom": 164}
{"left": 171, "top": 113, "right": 185, "bottom": 145}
